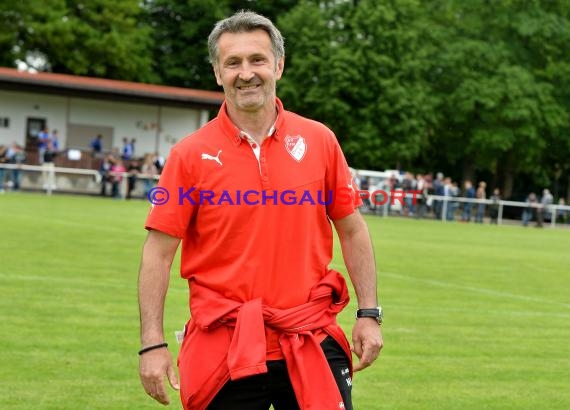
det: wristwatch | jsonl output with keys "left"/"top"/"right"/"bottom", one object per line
{"left": 356, "top": 306, "right": 383, "bottom": 325}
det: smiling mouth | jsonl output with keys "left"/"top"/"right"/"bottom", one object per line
{"left": 237, "top": 84, "right": 261, "bottom": 91}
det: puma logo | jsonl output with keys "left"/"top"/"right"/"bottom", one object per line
{"left": 201, "top": 150, "right": 222, "bottom": 166}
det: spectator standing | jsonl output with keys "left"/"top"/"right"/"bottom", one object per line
{"left": 443, "top": 177, "right": 456, "bottom": 221}
{"left": 51, "top": 129, "right": 60, "bottom": 152}
{"left": 461, "top": 180, "right": 475, "bottom": 222}
{"left": 556, "top": 198, "right": 568, "bottom": 224}
{"left": 99, "top": 154, "right": 114, "bottom": 196}
{"left": 110, "top": 158, "right": 126, "bottom": 199}
{"left": 121, "top": 137, "right": 134, "bottom": 161}
{"left": 141, "top": 154, "right": 158, "bottom": 198}
{"left": 37, "top": 127, "right": 50, "bottom": 164}
{"left": 9, "top": 143, "right": 26, "bottom": 190}
{"left": 42, "top": 140, "right": 57, "bottom": 190}
{"left": 541, "top": 189, "right": 553, "bottom": 223}
{"left": 414, "top": 174, "right": 428, "bottom": 219}
{"left": 475, "top": 181, "right": 487, "bottom": 223}
{"left": 489, "top": 188, "right": 501, "bottom": 224}
{"left": 130, "top": 138, "right": 137, "bottom": 158}
{"left": 522, "top": 192, "right": 539, "bottom": 227}
{"left": 433, "top": 172, "right": 444, "bottom": 219}
{"left": 126, "top": 158, "right": 142, "bottom": 200}
{"left": 449, "top": 181, "right": 460, "bottom": 221}
{"left": 90, "top": 134, "right": 103, "bottom": 157}
{"left": 402, "top": 172, "right": 416, "bottom": 217}
{"left": 0, "top": 145, "right": 8, "bottom": 193}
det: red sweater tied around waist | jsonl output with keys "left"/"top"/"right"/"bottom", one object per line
{"left": 178, "top": 269, "right": 353, "bottom": 410}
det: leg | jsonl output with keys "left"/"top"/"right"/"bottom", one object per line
{"left": 210, "top": 338, "right": 353, "bottom": 410}
{"left": 12, "top": 169, "right": 20, "bottom": 190}
{"left": 273, "top": 337, "right": 353, "bottom": 410}
{"left": 268, "top": 361, "right": 300, "bottom": 410}
{"left": 319, "top": 336, "right": 353, "bottom": 410}
{"left": 207, "top": 371, "right": 272, "bottom": 410}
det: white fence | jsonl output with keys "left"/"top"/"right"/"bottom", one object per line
{"left": 0, "top": 163, "right": 158, "bottom": 198}
{"left": 360, "top": 190, "right": 570, "bottom": 228}
{"left": 430, "top": 195, "right": 569, "bottom": 228}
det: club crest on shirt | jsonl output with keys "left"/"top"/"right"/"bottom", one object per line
{"left": 284, "top": 135, "right": 307, "bottom": 162}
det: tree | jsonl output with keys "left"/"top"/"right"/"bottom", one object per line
{"left": 144, "top": 0, "right": 228, "bottom": 90}
{"left": 278, "top": 0, "right": 437, "bottom": 170}
{"left": 145, "top": 0, "right": 301, "bottom": 90}
{"left": 1, "top": 0, "right": 156, "bottom": 82}
{"left": 425, "top": 0, "right": 570, "bottom": 198}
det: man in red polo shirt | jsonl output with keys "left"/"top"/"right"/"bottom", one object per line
{"left": 138, "top": 10, "right": 383, "bottom": 410}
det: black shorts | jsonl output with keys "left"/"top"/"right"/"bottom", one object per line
{"left": 207, "top": 336, "right": 353, "bottom": 410}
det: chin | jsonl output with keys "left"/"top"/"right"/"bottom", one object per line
{"left": 237, "top": 99, "right": 264, "bottom": 111}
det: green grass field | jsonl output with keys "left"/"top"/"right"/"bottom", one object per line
{"left": 1, "top": 192, "right": 569, "bottom": 409}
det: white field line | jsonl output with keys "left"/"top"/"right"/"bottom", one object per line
{"left": 329, "top": 263, "right": 570, "bottom": 309}
{"left": 385, "top": 271, "right": 570, "bottom": 309}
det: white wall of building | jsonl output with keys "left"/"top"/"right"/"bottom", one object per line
{"left": 0, "top": 89, "right": 211, "bottom": 159}
{"left": 0, "top": 90, "right": 67, "bottom": 147}
{"left": 158, "top": 107, "right": 202, "bottom": 156}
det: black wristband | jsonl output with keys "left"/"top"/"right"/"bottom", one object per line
{"left": 138, "top": 342, "right": 168, "bottom": 355}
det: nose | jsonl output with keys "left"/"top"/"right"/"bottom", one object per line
{"left": 238, "top": 62, "right": 255, "bottom": 82}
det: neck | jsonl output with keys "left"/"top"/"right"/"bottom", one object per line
{"left": 226, "top": 101, "right": 278, "bottom": 144}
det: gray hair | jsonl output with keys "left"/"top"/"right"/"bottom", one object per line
{"left": 208, "top": 10, "right": 285, "bottom": 66}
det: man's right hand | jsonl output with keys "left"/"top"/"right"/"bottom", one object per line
{"left": 139, "top": 348, "right": 180, "bottom": 405}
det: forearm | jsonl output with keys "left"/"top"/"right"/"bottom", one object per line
{"left": 138, "top": 231, "right": 180, "bottom": 346}
{"left": 335, "top": 212, "right": 378, "bottom": 308}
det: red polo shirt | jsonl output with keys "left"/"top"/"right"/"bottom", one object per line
{"left": 145, "top": 98, "right": 360, "bottom": 359}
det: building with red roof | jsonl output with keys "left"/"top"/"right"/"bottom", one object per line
{"left": 0, "top": 67, "right": 224, "bottom": 163}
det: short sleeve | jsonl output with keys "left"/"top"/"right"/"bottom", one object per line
{"left": 325, "top": 132, "right": 363, "bottom": 220}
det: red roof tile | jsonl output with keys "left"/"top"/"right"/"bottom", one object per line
{"left": 0, "top": 66, "right": 225, "bottom": 107}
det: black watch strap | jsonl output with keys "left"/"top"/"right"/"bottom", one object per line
{"left": 356, "top": 307, "right": 383, "bottom": 324}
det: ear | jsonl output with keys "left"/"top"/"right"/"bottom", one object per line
{"left": 275, "top": 57, "right": 285, "bottom": 81}
{"left": 213, "top": 64, "right": 222, "bottom": 86}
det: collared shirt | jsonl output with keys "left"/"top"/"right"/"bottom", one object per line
{"left": 146, "top": 98, "right": 360, "bottom": 358}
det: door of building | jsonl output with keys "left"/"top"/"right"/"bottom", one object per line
{"left": 25, "top": 117, "right": 47, "bottom": 164}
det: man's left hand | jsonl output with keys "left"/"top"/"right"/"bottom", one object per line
{"left": 351, "top": 318, "right": 383, "bottom": 372}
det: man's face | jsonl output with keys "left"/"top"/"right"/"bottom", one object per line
{"left": 213, "top": 29, "right": 284, "bottom": 113}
